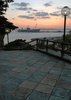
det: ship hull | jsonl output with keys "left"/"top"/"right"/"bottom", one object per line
{"left": 18, "top": 29, "right": 40, "bottom": 32}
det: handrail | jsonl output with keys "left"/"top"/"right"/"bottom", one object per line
{"left": 21, "top": 38, "right": 71, "bottom": 61}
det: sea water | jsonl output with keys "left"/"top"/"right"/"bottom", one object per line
{"left": 4, "top": 29, "right": 69, "bottom": 45}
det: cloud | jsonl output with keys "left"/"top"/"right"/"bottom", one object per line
{"left": 43, "top": 1, "right": 53, "bottom": 7}
{"left": 18, "top": 15, "right": 34, "bottom": 19}
{"left": 27, "top": 11, "right": 30, "bottom": 13}
{"left": 50, "top": 13, "right": 60, "bottom": 16}
{"left": 29, "top": 7, "right": 33, "bottom": 10}
{"left": 34, "top": 12, "right": 49, "bottom": 16}
{"left": 50, "top": 11, "right": 61, "bottom": 16}
{"left": 11, "top": 2, "right": 30, "bottom": 7}
{"left": 42, "top": 17, "right": 50, "bottom": 19}
{"left": 57, "top": 7, "right": 62, "bottom": 9}
{"left": 33, "top": 9, "right": 37, "bottom": 11}
{"left": 16, "top": 7, "right": 28, "bottom": 10}
{"left": 12, "top": 18, "right": 15, "bottom": 20}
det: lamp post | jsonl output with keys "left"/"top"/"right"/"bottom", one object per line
{"left": 5, "top": 28, "right": 10, "bottom": 44}
{"left": 61, "top": 6, "right": 70, "bottom": 42}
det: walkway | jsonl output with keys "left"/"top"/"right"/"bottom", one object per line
{"left": 0, "top": 50, "right": 71, "bottom": 100}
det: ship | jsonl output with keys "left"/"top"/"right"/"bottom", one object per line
{"left": 18, "top": 27, "right": 40, "bottom": 32}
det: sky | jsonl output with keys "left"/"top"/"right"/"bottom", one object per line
{"left": 4, "top": 0, "right": 71, "bottom": 29}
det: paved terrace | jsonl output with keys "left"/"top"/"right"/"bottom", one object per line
{"left": 0, "top": 50, "right": 71, "bottom": 100}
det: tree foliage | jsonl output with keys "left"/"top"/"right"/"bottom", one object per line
{"left": 0, "top": 0, "right": 18, "bottom": 35}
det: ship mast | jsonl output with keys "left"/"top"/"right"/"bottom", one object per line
{"left": 34, "top": 23, "right": 37, "bottom": 29}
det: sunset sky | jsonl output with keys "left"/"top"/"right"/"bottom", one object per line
{"left": 4, "top": 0, "right": 71, "bottom": 29}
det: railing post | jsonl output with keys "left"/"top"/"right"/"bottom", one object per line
{"left": 61, "top": 41, "right": 64, "bottom": 58}
{"left": 53, "top": 42, "right": 55, "bottom": 50}
{"left": 36, "top": 38, "right": 38, "bottom": 50}
{"left": 46, "top": 39, "right": 48, "bottom": 53}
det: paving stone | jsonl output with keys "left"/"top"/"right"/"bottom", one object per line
{"left": 8, "top": 63, "right": 21, "bottom": 68}
{"left": 37, "top": 66, "right": 52, "bottom": 72}
{"left": 56, "top": 80, "right": 71, "bottom": 90}
{"left": 42, "top": 63, "right": 54, "bottom": 68}
{"left": 47, "top": 61, "right": 56, "bottom": 64}
{"left": 61, "top": 69, "right": 71, "bottom": 77}
{"left": 27, "top": 71, "right": 47, "bottom": 82}
{"left": 11, "top": 86, "right": 32, "bottom": 99}
{"left": 5, "top": 71, "right": 18, "bottom": 77}
{"left": 14, "top": 73, "right": 30, "bottom": 80}
{"left": 49, "top": 69, "right": 61, "bottom": 75}
{"left": 52, "top": 87, "right": 71, "bottom": 99}
{"left": 45, "top": 73, "right": 59, "bottom": 80}
{"left": 19, "top": 80, "right": 38, "bottom": 90}
{"left": 0, "top": 84, "right": 17, "bottom": 95}
{"left": 59, "top": 76, "right": 71, "bottom": 82}
{"left": 54, "top": 64, "right": 64, "bottom": 68}
{"left": 0, "top": 66, "right": 15, "bottom": 72}
{"left": 0, "top": 94, "right": 22, "bottom": 100}
{"left": 0, "top": 75, "right": 12, "bottom": 85}
{"left": 3, "top": 78, "right": 24, "bottom": 87}
{"left": 52, "top": 67, "right": 63, "bottom": 71}
{"left": 15, "top": 59, "right": 27, "bottom": 64}
{"left": 49, "top": 95, "right": 69, "bottom": 100}
{"left": 26, "top": 90, "right": 50, "bottom": 100}
{"left": 35, "top": 83, "right": 54, "bottom": 94}
{"left": 65, "top": 65, "right": 71, "bottom": 69}
{"left": 41, "top": 77, "right": 57, "bottom": 86}
{"left": 22, "top": 67, "right": 38, "bottom": 74}
{"left": 11, "top": 68, "right": 24, "bottom": 72}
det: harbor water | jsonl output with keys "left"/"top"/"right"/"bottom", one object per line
{"left": 4, "top": 29, "right": 70, "bottom": 45}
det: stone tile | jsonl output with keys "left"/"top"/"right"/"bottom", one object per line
{"left": 0, "top": 94, "right": 22, "bottom": 100}
{"left": 52, "top": 67, "right": 63, "bottom": 71}
{"left": 3, "top": 78, "right": 24, "bottom": 87}
{"left": 49, "top": 95, "right": 69, "bottom": 100}
{"left": 5, "top": 71, "right": 18, "bottom": 77}
{"left": 7, "top": 63, "right": 21, "bottom": 68}
{"left": 59, "top": 76, "right": 71, "bottom": 82}
{"left": 11, "top": 86, "right": 32, "bottom": 99}
{"left": 41, "top": 77, "right": 57, "bottom": 86}
{"left": 27, "top": 71, "right": 47, "bottom": 82}
{"left": 65, "top": 65, "right": 71, "bottom": 69}
{"left": 54, "top": 64, "right": 64, "bottom": 68}
{"left": 0, "top": 66, "right": 15, "bottom": 72}
{"left": 48, "top": 61, "right": 56, "bottom": 64}
{"left": 33, "top": 63, "right": 43, "bottom": 67}
{"left": 61, "top": 69, "right": 71, "bottom": 77}
{"left": 45, "top": 73, "right": 59, "bottom": 80}
{"left": 22, "top": 67, "right": 38, "bottom": 74}
{"left": 35, "top": 83, "right": 54, "bottom": 94}
{"left": 0, "top": 75, "right": 12, "bottom": 85}
{"left": 52, "top": 87, "right": 71, "bottom": 99}
{"left": 42, "top": 63, "right": 54, "bottom": 68}
{"left": 26, "top": 90, "right": 50, "bottom": 100}
{"left": 0, "top": 62, "right": 10, "bottom": 65}
{"left": 19, "top": 80, "right": 38, "bottom": 90}
{"left": 0, "top": 84, "right": 17, "bottom": 95}
{"left": 49, "top": 69, "right": 61, "bottom": 75}
{"left": 14, "top": 73, "right": 30, "bottom": 80}
{"left": 15, "top": 59, "right": 27, "bottom": 64}
{"left": 37, "top": 66, "right": 52, "bottom": 72}
{"left": 11, "top": 68, "right": 24, "bottom": 72}
{"left": 56, "top": 80, "right": 71, "bottom": 90}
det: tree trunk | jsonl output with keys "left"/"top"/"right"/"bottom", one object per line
{"left": 0, "top": 33, "right": 5, "bottom": 50}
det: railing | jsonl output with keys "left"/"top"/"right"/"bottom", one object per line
{"left": 22, "top": 38, "right": 71, "bottom": 62}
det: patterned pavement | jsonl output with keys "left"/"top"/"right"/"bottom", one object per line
{"left": 0, "top": 50, "right": 71, "bottom": 100}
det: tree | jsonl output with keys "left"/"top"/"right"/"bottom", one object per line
{"left": 0, "top": 0, "right": 18, "bottom": 50}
